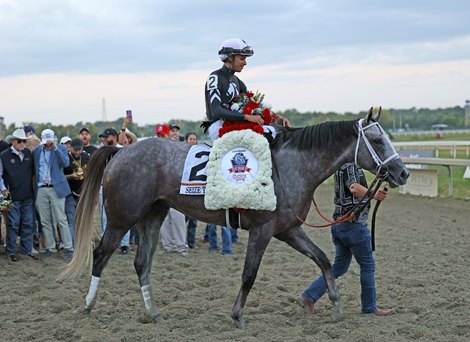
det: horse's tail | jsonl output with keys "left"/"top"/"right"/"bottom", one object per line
{"left": 58, "top": 146, "right": 120, "bottom": 280}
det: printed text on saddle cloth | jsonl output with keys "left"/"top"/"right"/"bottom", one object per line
{"left": 180, "top": 144, "right": 260, "bottom": 195}
{"left": 221, "top": 148, "right": 259, "bottom": 184}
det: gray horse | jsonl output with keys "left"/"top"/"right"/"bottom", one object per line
{"left": 61, "top": 109, "right": 409, "bottom": 328}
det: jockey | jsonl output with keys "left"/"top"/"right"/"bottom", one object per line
{"left": 204, "top": 38, "right": 290, "bottom": 142}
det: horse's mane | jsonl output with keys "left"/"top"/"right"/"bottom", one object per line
{"left": 271, "top": 120, "right": 358, "bottom": 150}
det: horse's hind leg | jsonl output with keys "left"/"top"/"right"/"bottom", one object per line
{"left": 134, "top": 207, "right": 168, "bottom": 323}
{"left": 275, "top": 226, "right": 343, "bottom": 320}
{"left": 232, "top": 225, "right": 272, "bottom": 329}
{"left": 79, "top": 224, "right": 129, "bottom": 314}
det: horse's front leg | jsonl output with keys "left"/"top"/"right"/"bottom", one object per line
{"left": 275, "top": 226, "right": 343, "bottom": 320}
{"left": 231, "top": 225, "right": 272, "bottom": 329}
{"left": 134, "top": 209, "right": 167, "bottom": 323}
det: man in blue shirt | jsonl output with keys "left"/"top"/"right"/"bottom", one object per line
{"left": 33, "top": 129, "right": 73, "bottom": 260}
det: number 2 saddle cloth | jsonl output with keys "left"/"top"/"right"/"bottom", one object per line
{"left": 180, "top": 129, "right": 276, "bottom": 211}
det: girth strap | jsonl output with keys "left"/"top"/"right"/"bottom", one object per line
{"left": 225, "top": 209, "right": 241, "bottom": 229}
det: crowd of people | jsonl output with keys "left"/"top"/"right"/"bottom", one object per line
{"left": 0, "top": 119, "right": 237, "bottom": 263}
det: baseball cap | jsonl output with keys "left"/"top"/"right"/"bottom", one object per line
{"left": 60, "top": 136, "right": 72, "bottom": 144}
{"left": 71, "top": 138, "right": 84, "bottom": 149}
{"left": 23, "top": 125, "right": 36, "bottom": 135}
{"left": 41, "top": 129, "right": 55, "bottom": 144}
{"left": 79, "top": 127, "right": 90, "bottom": 134}
{"left": 99, "top": 128, "right": 118, "bottom": 138}
{"left": 169, "top": 123, "right": 180, "bottom": 130}
{"left": 156, "top": 124, "right": 170, "bottom": 135}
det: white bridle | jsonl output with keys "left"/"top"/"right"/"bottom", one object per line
{"left": 354, "top": 118, "right": 399, "bottom": 170}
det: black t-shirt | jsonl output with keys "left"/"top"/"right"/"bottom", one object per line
{"left": 83, "top": 145, "right": 98, "bottom": 157}
{"left": 64, "top": 151, "right": 90, "bottom": 198}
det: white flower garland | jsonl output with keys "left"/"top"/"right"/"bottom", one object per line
{"left": 204, "top": 129, "right": 276, "bottom": 211}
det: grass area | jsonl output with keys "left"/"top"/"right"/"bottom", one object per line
{"left": 433, "top": 165, "right": 470, "bottom": 199}
{"left": 363, "top": 166, "right": 470, "bottom": 200}
{"left": 391, "top": 132, "right": 470, "bottom": 141}
{"left": 389, "top": 135, "right": 470, "bottom": 198}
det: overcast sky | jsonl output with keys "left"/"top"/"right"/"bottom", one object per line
{"left": 1, "top": 0, "right": 469, "bottom": 127}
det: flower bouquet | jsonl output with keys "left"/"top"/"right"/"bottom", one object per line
{"left": 219, "top": 91, "right": 279, "bottom": 138}
{"left": 0, "top": 199, "right": 12, "bottom": 213}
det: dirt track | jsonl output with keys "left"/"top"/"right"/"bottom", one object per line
{"left": 1, "top": 184, "right": 469, "bottom": 341}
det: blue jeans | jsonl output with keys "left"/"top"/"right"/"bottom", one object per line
{"left": 186, "top": 216, "right": 197, "bottom": 248}
{"left": 6, "top": 199, "right": 34, "bottom": 256}
{"left": 65, "top": 195, "right": 77, "bottom": 246}
{"left": 207, "top": 224, "right": 232, "bottom": 255}
{"left": 303, "top": 221, "right": 377, "bottom": 313}
{"left": 230, "top": 227, "right": 238, "bottom": 243}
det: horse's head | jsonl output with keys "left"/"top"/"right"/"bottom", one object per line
{"left": 355, "top": 107, "right": 409, "bottom": 188}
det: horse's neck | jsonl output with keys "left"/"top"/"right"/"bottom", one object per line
{"left": 273, "top": 141, "right": 355, "bottom": 194}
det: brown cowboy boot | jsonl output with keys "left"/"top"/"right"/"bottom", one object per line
{"left": 296, "top": 294, "right": 315, "bottom": 315}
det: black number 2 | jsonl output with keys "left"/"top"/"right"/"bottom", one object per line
{"left": 189, "top": 151, "right": 210, "bottom": 181}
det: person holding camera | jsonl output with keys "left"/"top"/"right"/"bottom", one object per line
{"left": 33, "top": 129, "right": 73, "bottom": 260}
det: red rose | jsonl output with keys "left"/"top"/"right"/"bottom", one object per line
{"left": 247, "top": 100, "right": 259, "bottom": 110}
{"left": 262, "top": 108, "right": 273, "bottom": 124}
{"left": 219, "top": 120, "right": 264, "bottom": 137}
{"left": 243, "top": 106, "right": 253, "bottom": 115}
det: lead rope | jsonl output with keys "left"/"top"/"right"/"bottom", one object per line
{"left": 297, "top": 173, "right": 386, "bottom": 228}
{"left": 371, "top": 186, "right": 388, "bottom": 251}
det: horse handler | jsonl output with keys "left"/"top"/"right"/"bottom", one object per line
{"left": 296, "top": 162, "right": 394, "bottom": 316}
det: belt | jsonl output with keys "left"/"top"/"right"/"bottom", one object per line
{"left": 39, "top": 184, "right": 54, "bottom": 188}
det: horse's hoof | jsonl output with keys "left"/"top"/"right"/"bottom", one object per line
{"left": 151, "top": 314, "right": 165, "bottom": 323}
{"left": 331, "top": 304, "right": 344, "bottom": 321}
{"left": 138, "top": 314, "right": 165, "bottom": 324}
{"left": 233, "top": 316, "right": 246, "bottom": 329}
{"left": 73, "top": 307, "right": 91, "bottom": 316}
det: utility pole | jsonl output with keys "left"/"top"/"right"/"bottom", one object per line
{"left": 465, "top": 99, "right": 470, "bottom": 127}
{"left": 101, "top": 98, "right": 107, "bottom": 122}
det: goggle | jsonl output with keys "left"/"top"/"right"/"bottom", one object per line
{"left": 218, "top": 45, "right": 254, "bottom": 56}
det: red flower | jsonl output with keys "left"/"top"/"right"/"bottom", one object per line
{"left": 262, "top": 108, "right": 272, "bottom": 124}
{"left": 242, "top": 106, "right": 253, "bottom": 115}
{"left": 219, "top": 121, "right": 264, "bottom": 138}
{"left": 223, "top": 90, "right": 278, "bottom": 138}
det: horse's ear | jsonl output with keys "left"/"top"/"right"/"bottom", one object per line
{"left": 375, "top": 106, "right": 382, "bottom": 122}
{"left": 366, "top": 107, "right": 373, "bottom": 123}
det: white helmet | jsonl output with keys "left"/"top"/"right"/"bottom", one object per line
{"left": 218, "top": 38, "right": 254, "bottom": 61}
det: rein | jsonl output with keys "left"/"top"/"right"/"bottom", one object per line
{"left": 297, "top": 170, "right": 388, "bottom": 228}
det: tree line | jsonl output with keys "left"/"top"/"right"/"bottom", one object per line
{"left": 4, "top": 105, "right": 467, "bottom": 144}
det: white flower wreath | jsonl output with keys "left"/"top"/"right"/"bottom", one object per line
{"left": 204, "top": 129, "right": 277, "bottom": 211}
